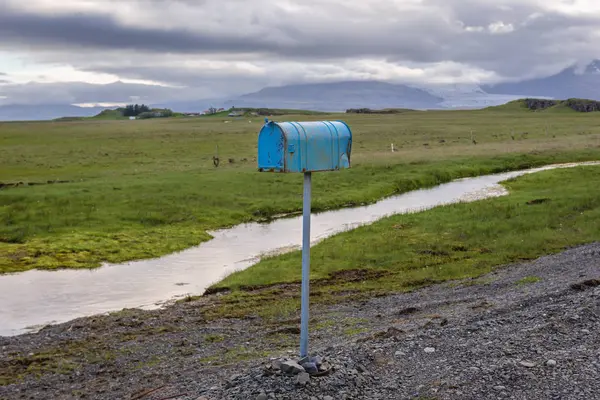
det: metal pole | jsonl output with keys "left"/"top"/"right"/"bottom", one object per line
{"left": 300, "top": 171, "right": 312, "bottom": 358}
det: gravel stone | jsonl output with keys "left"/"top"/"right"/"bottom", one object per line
{"left": 271, "top": 359, "right": 283, "bottom": 370}
{"left": 1, "top": 243, "right": 599, "bottom": 400}
{"left": 280, "top": 361, "right": 305, "bottom": 375}
{"left": 301, "top": 362, "right": 318, "bottom": 375}
{"left": 519, "top": 361, "right": 536, "bottom": 368}
{"left": 295, "top": 372, "right": 310, "bottom": 386}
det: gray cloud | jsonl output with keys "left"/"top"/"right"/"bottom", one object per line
{"left": 0, "top": 0, "right": 599, "bottom": 104}
{"left": 0, "top": 81, "right": 203, "bottom": 105}
{"left": 1, "top": 1, "right": 598, "bottom": 66}
{"left": 0, "top": 4, "right": 454, "bottom": 63}
{"left": 0, "top": 9, "right": 280, "bottom": 55}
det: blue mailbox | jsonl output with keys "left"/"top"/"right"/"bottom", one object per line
{"left": 258, "top": 120, "right": 352, "bottom": 173}
{"left": 257, "top": 119, "right": 353, "bottom": 361}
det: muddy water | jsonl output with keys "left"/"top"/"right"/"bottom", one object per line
{"left": 1, "top": 162, "right": 598, "bottom": 336}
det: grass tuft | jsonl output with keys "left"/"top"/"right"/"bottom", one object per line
{"left": 2, "top": 110, "right": 600, "bottom": 273}
{"left": 516, "top": 276, "right": 542, "bottom": 285}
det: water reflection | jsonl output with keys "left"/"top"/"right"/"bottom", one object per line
{"left": 0, "top": 162, "right": 597, "bottom": 336}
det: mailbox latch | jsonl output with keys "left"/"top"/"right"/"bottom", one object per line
{"left": 288, "top": 144, "right": 295, "bottom": 153}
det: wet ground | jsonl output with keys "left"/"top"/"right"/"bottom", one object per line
{"left": 2, "top": 161, "right": 599, "bottom": 336}
{"left": 2, "top": 242, "right": 599, "bottom": 400}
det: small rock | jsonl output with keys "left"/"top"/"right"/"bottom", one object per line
{"left": 229, "top": 374, "right": 243, "bottom": 381}
{"left": 324, "top": 397, "right": 334, "bottom": 400}
{"left": 225, "top": 374, "right": 243, "bottom": 388}
{"left": 256, "top": 393, "right": 268, "bottom": 400}
{"left": 271, "top": 359, "right": 283, "bottom": 370}
{"left": 546, "top": 359, "right": 557, "bottom": 367}
{"left": 519, "top": 361, "right": 536, "bottom": 368}
{"left": 310, "top": 356, "right": 323, "bottom": 366}
{"left": 281, "top": 361, "right": 305, "bottom": 375}
{"left": 395, "top": 351, "right": 406, "bottom": 357}
{"left": 295, "top": 372, "right": 310, "bottom": 386}
{"left": 319, "top": 361, "right": 332, "bottom": 372}
{"left": 424, "top": 347, "right": 436, "bottom": 353}
{"left": 582, "top": 329, "right": 591, "bottom": 334}
{"left": 301, "top": 362, "right": 318, "bottom": 375}
{"left": 494, "top": 386, "right": 507, "bottom": 391}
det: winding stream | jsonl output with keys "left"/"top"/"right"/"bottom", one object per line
{"left": 1, "top": 161, "right": 598, "bottom": 336}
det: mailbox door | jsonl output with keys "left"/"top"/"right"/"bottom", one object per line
{"left": 258, "top": 123, "right": 285, "bottom": 172}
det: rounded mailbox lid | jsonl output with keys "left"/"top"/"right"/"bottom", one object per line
{"left": 257, "top": 120, "right": 352, "bottom": 173}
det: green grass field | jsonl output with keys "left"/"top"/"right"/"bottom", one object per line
{"left": 1, "top": 107, "right": 600, "bottom": 273}
{"left": 206, "top": 165, "right": 600, "bottom": 320}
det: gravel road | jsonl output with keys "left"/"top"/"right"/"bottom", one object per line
{"left": 2, "top": 243, "right": 599, "bottom": 400}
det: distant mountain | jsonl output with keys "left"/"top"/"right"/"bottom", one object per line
{"left": 152, "top": 99, "right": 224, "bottom": 113}
{"left": 223, "top": 81, "right": 444, "bottom": 111}
{"left": 483, "top": 60, "right": 600, "bottom": 100}
{"left": 414, "top": 83, "right": 531, "bottom": 109}
{"left": 0, "top": 104, "right": 107, "bottom": 121}
{"left": 6, "top": 63, "right": 600, "bottom": 122}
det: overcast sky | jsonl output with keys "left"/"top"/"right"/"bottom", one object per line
{"left": 0, "top": 0, "right": 599, "bottom": 106}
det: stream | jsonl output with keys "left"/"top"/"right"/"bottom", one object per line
{"left": 1, "top": 161, "right": 598, "bottom": 336}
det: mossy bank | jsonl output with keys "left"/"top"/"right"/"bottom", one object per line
{"left": 2, "top": 108, "right": 600, "bottom": 273}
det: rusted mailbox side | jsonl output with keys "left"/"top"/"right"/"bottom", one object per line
{"left": 258, "top": 120, "right": 352, "bottom": 173}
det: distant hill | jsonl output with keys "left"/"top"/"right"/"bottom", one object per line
{"left": 223, "top": 81, "right": 444, "bottom": 111}
{"left": 0, "top": 104, "right": 106, "bottom": 122}
{"left": 6, "top": 64, "right": 600, "bottom": 122}
{"left": 92, "top": 109, "right": 127, "bottom": 120}
{"left": 206, "top": 107, "right": 329, "bottom": 117}
{"left": 53, "top": 109, "right": 126, "bottom": 121}
{"left": 53, "top": 107, "right": 179, "bottom": 122}
{"left": 483, "top": 60, "right": 600, "bottom": 101}
{"left": 345, "top": 107, "right": 418, "bottom": 114}
{"left": 485, "top": 98, "right": 600, "bottom": 113}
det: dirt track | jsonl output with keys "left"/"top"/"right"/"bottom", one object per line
{"left": 2, "top": 243, "right": 599, "bottom": 400}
